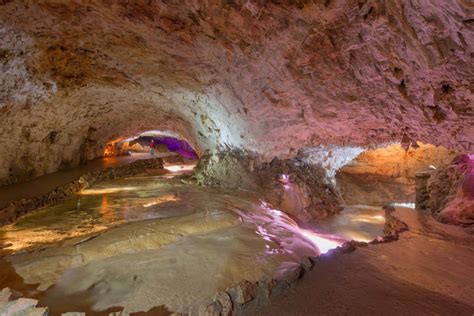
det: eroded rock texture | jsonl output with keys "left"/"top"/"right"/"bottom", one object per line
{"left": 194, "top": 150, "right": 342, "bottom": 223}
{"left": 426, "top": 154, "right": 474, "bottom": 227}
{"left": 0, "top": 0, "right": 473, "bottom": 185}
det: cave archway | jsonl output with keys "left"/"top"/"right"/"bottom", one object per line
{"left": 103, "top": 130, "right": 199, "bottom": 161}
{"left": 335, "top": 142, "right": 457, "bottom": 206}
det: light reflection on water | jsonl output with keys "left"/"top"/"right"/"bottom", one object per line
{"left": 0, "top": 177, "right": 243, "bottom": 252}
{"left": 0, "top": 175, "right": 335, "bottom": 314}
{"left": 0, "top": 175, "right": 386, "bottom": 315}
{"left": 313, "top": 205, "right": 386, "bottom": 243}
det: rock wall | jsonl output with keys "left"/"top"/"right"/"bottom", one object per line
{"left": 423, "top": 154, "right": 474, "bottom": 228}
{"left": 340, "top": 143, "right": 456, "bottom": 179}
{"left": 194, "top": 150, "right": 342, "bottom": 223}
{"left": 0, "top": 0, "right": 473, "bottom": 185}
{"left": 336, "top": 143, "right": 457, "bottom": 205}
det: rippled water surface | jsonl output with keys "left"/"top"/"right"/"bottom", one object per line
{"left": 0, "top": 170, "right": 386, "bottom": 315}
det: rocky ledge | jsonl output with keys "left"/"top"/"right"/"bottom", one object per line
{"left": 0, "top": 158, "right": 164, "bottom": 226}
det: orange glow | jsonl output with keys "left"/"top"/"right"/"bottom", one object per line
{"left": 103, "top": 143, "right": 115, "bottom": 157}
{"left": 350, "top": 214, "right": 385, "bottom": 224}
{"left": 79, "top": 187, "right": 139, "bottom": 195}
{"left": 103, "top": 136, "right": 128, "bottom": 157}
{"left": 99, "top": 195, "right": 118, "bottom": 222}
{"left": 143, "top": 194, "right": 180, "bottom": 207}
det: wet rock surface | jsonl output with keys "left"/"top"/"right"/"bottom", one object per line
{"left": 0, "top": 170, "right": 343, "bottom": 315}
{"left": 187, "top": 205, "right": 408, "bottom": 316}
{"left": 251, "top": 207, "right": 474, "bottom": 316}
{"left": 4, "top": 171, "right": 460, "bottom": 316}
{"left": 0, "top": 288, "right": 47, "bottom": 316}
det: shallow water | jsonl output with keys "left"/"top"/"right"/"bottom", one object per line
{"left": 0, "top": 176, "right": 251, "bottom": 252}
{"left": 0, "top": 173, "right": 386, "bottom": 315}
{"left": 314, "top": 205, "right": 386, "bottom": 243}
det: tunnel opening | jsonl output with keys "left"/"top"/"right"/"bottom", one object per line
{"left": 335, "top": 142, "right": 457, "bottom": 206}
{"left": 103, "top": 130, "right": 199, "bottom": 161}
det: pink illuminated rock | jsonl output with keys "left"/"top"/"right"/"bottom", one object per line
{"left": 429, "top": 155, "right": 474, "bottom": 227}
{"left": 0, "top": 1, "right": 472, "bottom": 185}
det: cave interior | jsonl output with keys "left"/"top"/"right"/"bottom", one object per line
{"left": 0, "top": 1, "right": 473, "bottom": 315}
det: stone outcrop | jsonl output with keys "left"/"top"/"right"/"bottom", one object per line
{"left": 0, "top": 288, "right": 47, "bottom": 316}
{"left": 415, "top": 170, "right": 433, "bottom": 210}
{"left": 0, "top": 0, "right": 472, "bottom": 185}
{"left": 382, "top": 205, "right": 409, "bottom": 237}
{"left": 0, "top": 158, "right": 164, "bottom": 226}
{"left": 422, "top": 154, "right": 474, "bottom": 227}
{"left": 194, "top": 150, "right": 342, "bottom": 223}
{"left": 194, "top": 149, "right": 261, "bottom": 190}
{"left": 256, "top": 157, "right": 343, "bottom": 223}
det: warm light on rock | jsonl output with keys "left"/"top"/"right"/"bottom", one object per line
{"left": 0, "top": 1, "right": 473, "bottom": 315}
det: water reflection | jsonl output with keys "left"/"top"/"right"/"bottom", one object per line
{"left": 0, "top": 174, "right": 387, "bottom": 315}
{"left": 0, "top": 177, "right": 213, "bottom": 252}
{"left": 314, "top": 205, "right": 386, "bottom": 243}
{"left": 79, "top": 187, "right": 140, "bottom": 195}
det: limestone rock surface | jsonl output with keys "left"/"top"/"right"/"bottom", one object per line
{"left": 0, "top": 0, "right": 473, "bottom": 185}
{"left": 337, "top": 142, "right": 457, "bottom": 205}
{"left": 427, "top": 154, "right": 474, "bottom": 227}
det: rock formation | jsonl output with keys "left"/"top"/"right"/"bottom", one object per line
{"left": 423, "top": 154, "right": 474, "bottom": 228}
{"left": 194, "top": 149, "right": 342, "bottom": 223}
{"left": 0, "top": 0, "right": 472, "bottom": 186}
{"left": 337, "top": 142, "right": 457, "bottom": 205}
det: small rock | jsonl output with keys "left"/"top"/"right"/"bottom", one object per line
{"left": 214, "top": 291, "right": 233, "bottom": 316}
{"left": 0, "top": 287, "right": 23, "bottom": 302}
{"left": 228, "top": 280, "right": 258, "bottom": 304}
{"left": 278, "top": 265, "right": 305, "bottom": 285}
{"left": 340, "top": 241, "right": 357, "bottom": 253}
{"left": 300, "top": 257, "right": 313, "bottom": 271}
{"left": 0, "top": 298, "right": 47, "bottom": 316}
